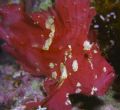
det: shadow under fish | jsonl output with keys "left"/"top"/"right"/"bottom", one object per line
{"left": 69, "top": 94, "right": 104, "bottom": 110}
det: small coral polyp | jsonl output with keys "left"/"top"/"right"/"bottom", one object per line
{"left": 0, "top": 0, "right": 115, "bottom": 110}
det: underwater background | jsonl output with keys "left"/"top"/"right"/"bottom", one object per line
{"left": 0, "top": 0, "right": 120, "bottom": 110}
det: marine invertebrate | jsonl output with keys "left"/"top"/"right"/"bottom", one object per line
{"left": 0, "top": 0, "right": 115, "bottom": 109}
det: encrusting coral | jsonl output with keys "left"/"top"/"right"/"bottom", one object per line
{"left": 0, "top": 0, "right": 115, "bottom": 110}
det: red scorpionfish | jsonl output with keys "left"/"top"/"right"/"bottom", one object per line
{"left": 0, "top": 0, "right": 115, "bottom": 110}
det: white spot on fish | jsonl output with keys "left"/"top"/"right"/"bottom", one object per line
{"left": 42, "top": 16, "right": 55, "bottom": 50}
{"left": 76, "top": 82, "right": 81, "bottom": 87}
{"left": 103, "top": 67, "right": 107, "bottom": 73}
{"left": 65, "top": 99, "right": 71, "bottom": 106}
{"left": 93, "top": 50, "right": 98, "bottom": 54}
{"left": 75, "top": 88, "right": 82, "bottom": 94}
{"left": 91, "top": 87, "right": 98, "bottom": 95}
{"left": 60, "top": 63, "right": 68, "bottom": 79}
{"left": 88, "top": 59, "right": 94, "bottom": 70}
{"left": 51, "top": 71, "right": 57, "bottom": 79}
{"left": 72, "top": 60, "right": 79, "bottom": 72}
{"left": 49, "top": 62, "right": 55, "bottom": 69}
{"left": 94, "top": 75, "right": 98, "bottom": 79}
{"left": 66, "top": 93, "right": 69, "bottom": 98}
{"left": 83, "top": 40, "right": 93, "bottom": 50}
